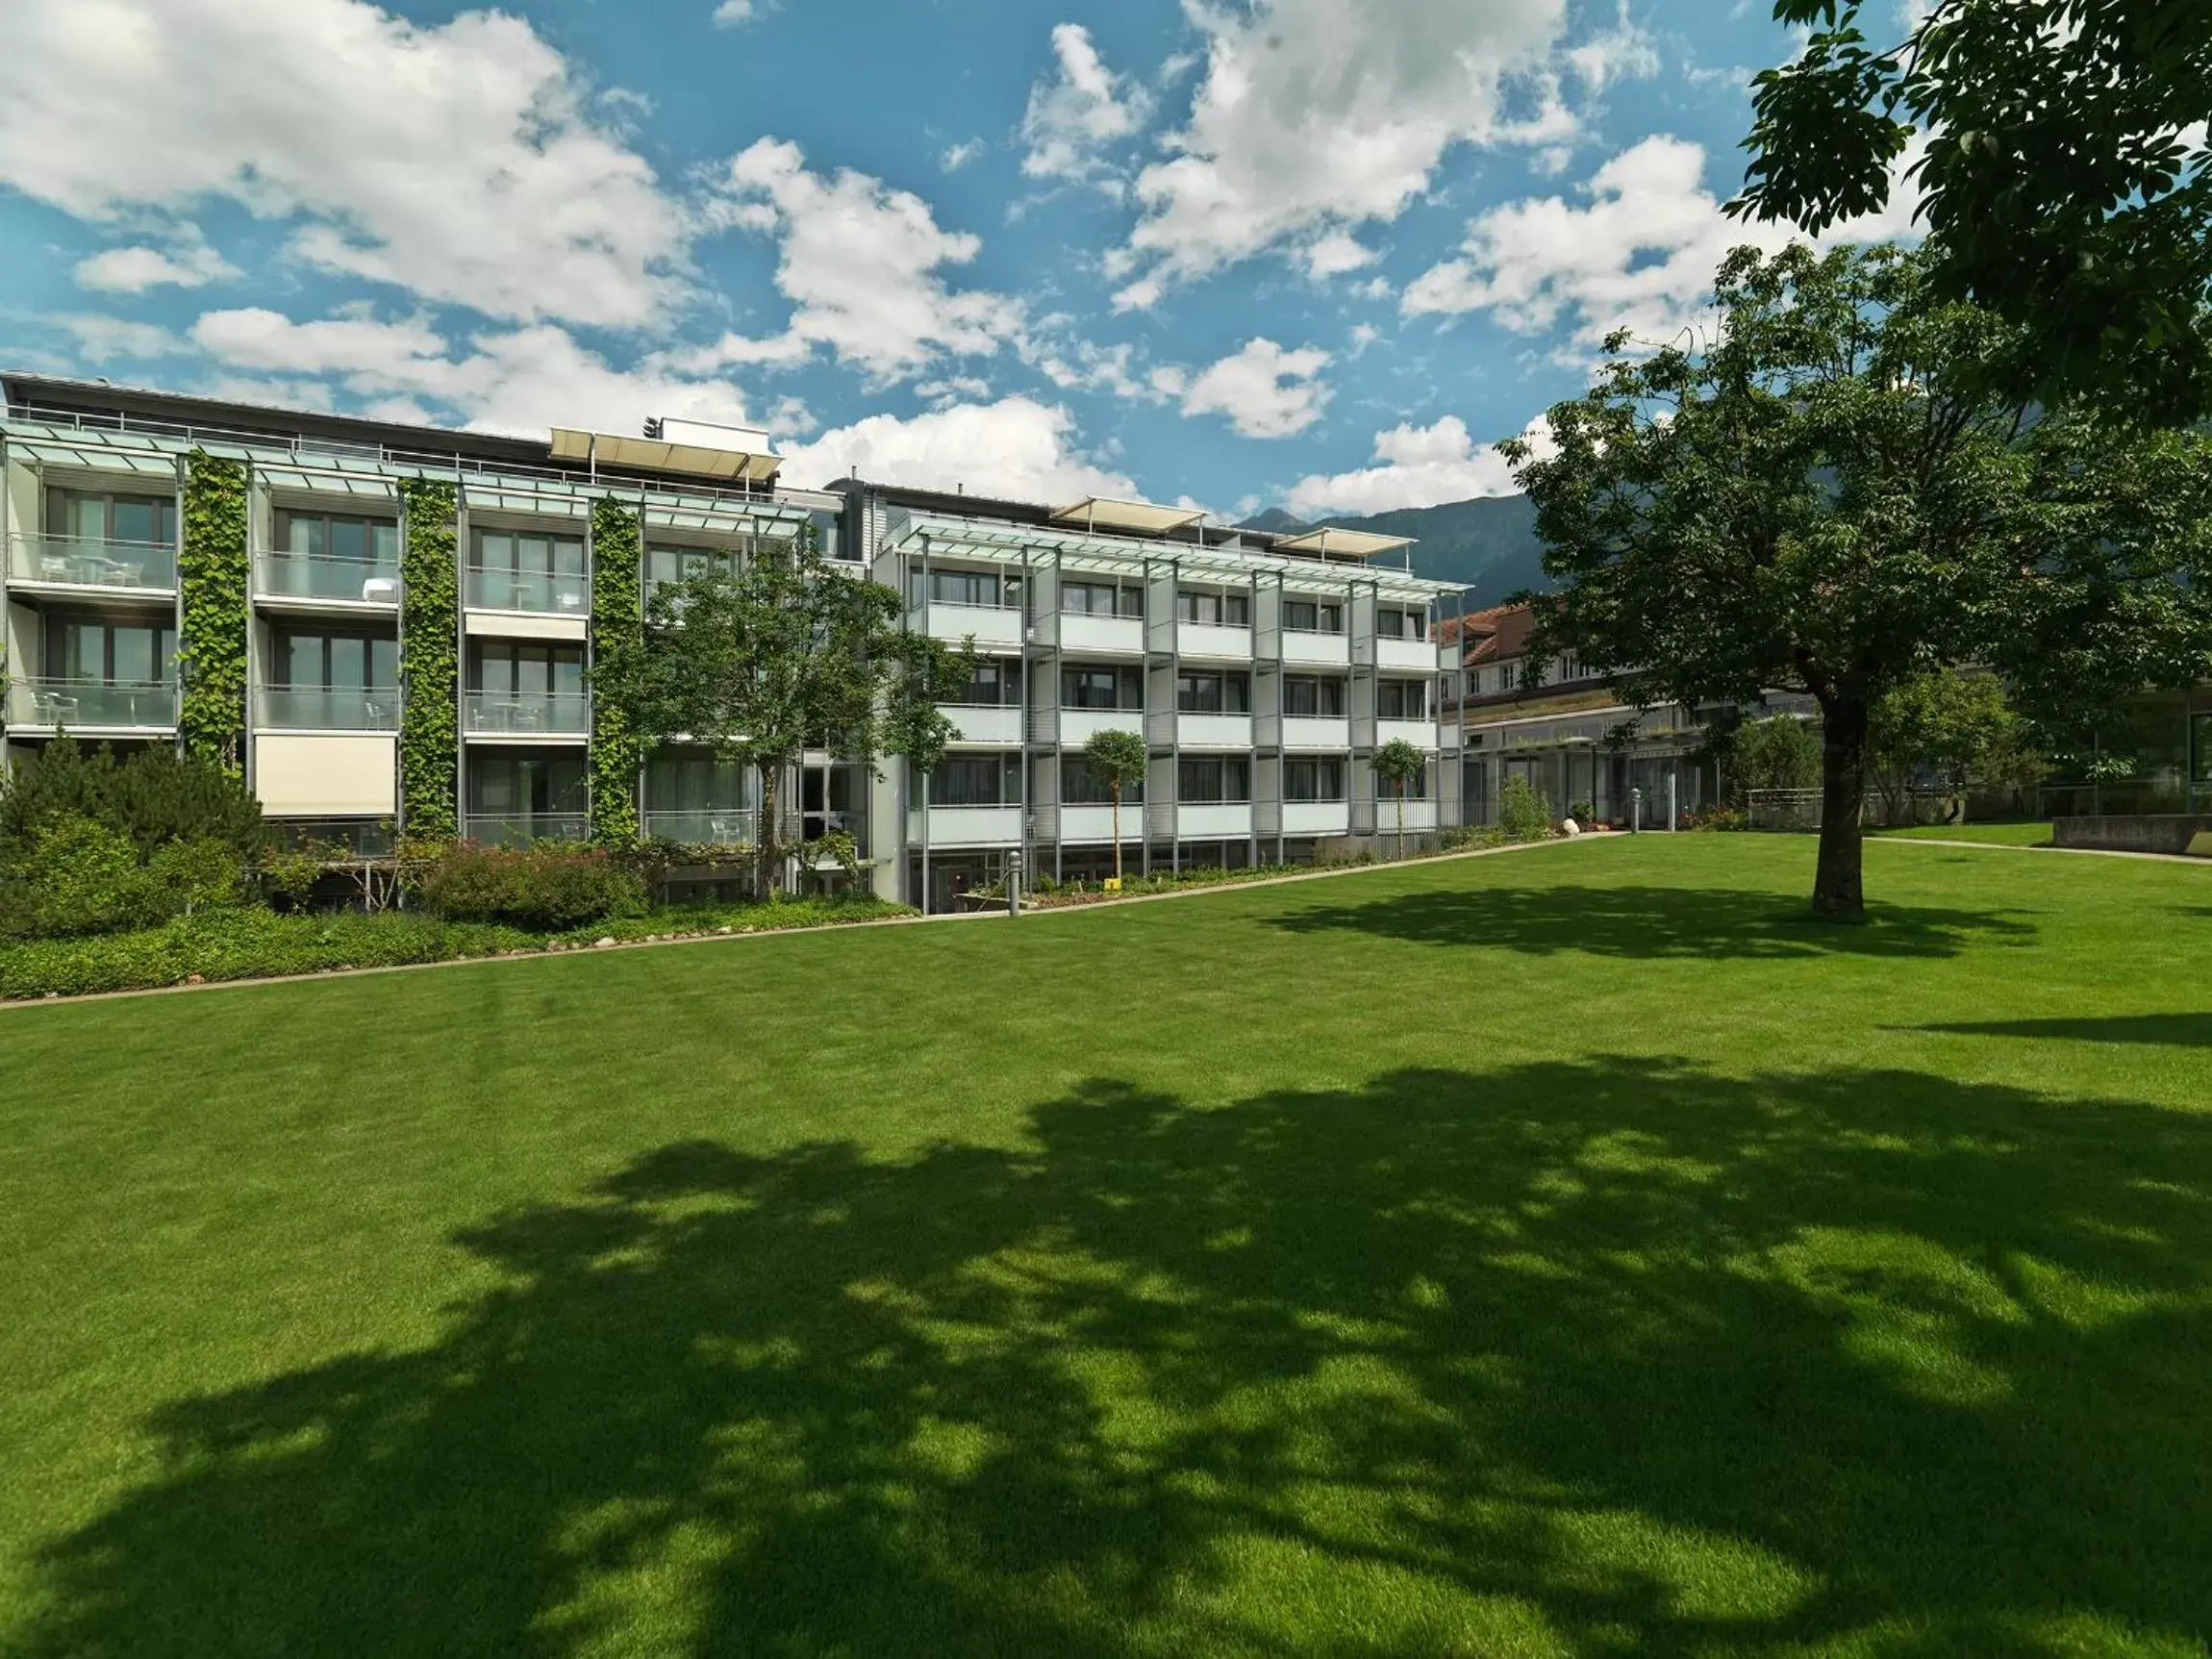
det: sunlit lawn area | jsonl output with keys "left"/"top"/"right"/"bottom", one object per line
{"left": 2, "top": 835, "right": 2207, "bottom": 1657}
{"left": 1873, "top": 820, "right": 2056, "bottom": 846}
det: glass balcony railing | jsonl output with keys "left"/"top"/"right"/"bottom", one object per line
{"left": 8, "top": 534, "right": 177, "bottom": 591}
{"left": 255, "top": 687, "right": 401, "bottom": 731}
{"left": 465, "top": 568, "right": 590, "bottom": 615}
{"left": 463, "top": 814, "right": 589, "bottom": 848}
{"left": 643, "top": 809, "right": 761, "bottom": 845}
{"left": 255, "top": 549, "right": 400, "bottom": 604}
{"left": 464, "top": 691, "right": 591, "bottom": 735}
{"left": 7, "top": 676, "right": 178, "bottom": 729}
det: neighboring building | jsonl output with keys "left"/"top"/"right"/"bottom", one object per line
{"left": 1445, "top": 602, "right": 1817, "bottom": 826}
{"left": 1, "top": 374, "right": 1466, "bottom": 913}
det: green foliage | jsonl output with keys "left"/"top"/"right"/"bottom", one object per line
{"left": 0, "top": 815, "right": 245, "bottom": 940}
{"left": 1080, "top": 727, "right": 1149, "bottom": 882}
{"left": 1733, "top": 0, "right": 2212, "bottom": 423}
{"left": 419, "top": 842, "right": 648, "bottom": 932}
{"left": 588, "top": 497, "right": 645, "bottom": 846}
{"left": 800, "top": 828, "right": 864, "bottom": 885}
{"left": 397, "top": 478, "right": 460, "bottom": 840}
{"left": 594, "top": 523, "right": 972, "bottom": 894}
{"left": 1371, "top": 737, "right": 1429, "bottom": 847}
{"left": 261, "top": 841, "right": 328, "bottom": 912}
{"left": 178, "top": 451, "right": 250, "bottom": 769}
{"left": 1718, "top": 716, "right": 1823, "bottom": 806}
{"left": 1498, "top": 776, "right": 1553, "bottom": 841}
{"left": 1503, "top": 240, "right": 2212, "bottom": 917}
{"left": 0, "top": 734, "right": 266, "bottom": 860}
{"left": 1868, "top": 671, "right": 2041, "bottom": 821}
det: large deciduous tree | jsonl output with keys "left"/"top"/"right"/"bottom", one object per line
{"left": 1502, "top": 241, "right": 2212, "bottom": 919}
{"left": 1731, "top": 0, "right": 2212, "bottom": 423}
{"left": 592, "top": 526, "right": 974, "bottom": 897}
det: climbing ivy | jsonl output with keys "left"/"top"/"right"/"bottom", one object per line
{"left": 178, "top": 450, "right": 250, "bottom": 770}
{"left": 397, "top": 478, "right": 460, "bottom": 840}
{"left": 588, "top": 496, "right": 645, "bottom": 846}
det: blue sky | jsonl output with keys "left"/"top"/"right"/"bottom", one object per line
{"left": 0, "top": 0, "right": 1910, "bottom": 516}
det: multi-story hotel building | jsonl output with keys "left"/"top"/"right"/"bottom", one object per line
{"left": 1, "top": 374, "right": 1465, "bottom": 911}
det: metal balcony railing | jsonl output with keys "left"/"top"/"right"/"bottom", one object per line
{"left": 255, "top": 687, "right": 401, "bottom": 731}
{"left": 8, "top": 534, "right": 177, "bottom": 591}
{"left": 465, "top": 568, "right": 590, "bottom": 615}
{"left": 464, "top": 691, "right": 591, "bottom": 736}
{"left": 254, "top": 549, "right": 400, "bottom": 604}
{"left": 6, "top": 676, "right": 178, "bottom": 729}
{"left": 642, "top": 809, "right": 761, "bottom": 845}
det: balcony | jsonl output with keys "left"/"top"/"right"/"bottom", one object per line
{"left": 643, "top": 809, "right": 760, "bottom": 845}
{"left": 1279, "top": 629, "right": 1348, "bottom": 668}
{"left": 1059, "top": 708, "right": 1144, "bottom": 748}
{"left": 913, "top": 600, "right": 1024, "bottom": 651}
{"left": 464, "top": 813, "right": 589, "bottom": 847}
{"left": 943, "top": 704, "right": 1023, "bottom": 745}
{"left": 1374, "top": 717, "right": 1437, "bottom": 750}
{"left": 465, "top": 568, "right": 590, "bottom": 616}
{"left": 7, "top": 534, "right": 176, "bottom": 595}
{"left": 6, "top": 676, "right": 177, "bottom": 731}
{"left": 464, "top": 691, "right": 591, "bottom": 738}
{"left": 1374, "top": 635, "right": 1438, "bottom": 672}
{"left": 255, "top": 549, "right": 400, "bottom": 607}
{"left": 1269, "top": 716, "right": 1351, "bottom": 751}
{"left": 1281, "top": 800, "right": 1351, "bottom": 837}
{"left": 1056, "top": 804, "right": 1139, "bottom": 843}
{"left": 907, "top": 805, "right": 1022, "bottom": 848}
{"left": 1174, "top": 622, "right": 1251, "bottom": 663}
{"left": 1177, "top": 802, "right": 1254, "bottom": 840}
{"left": 1171, "top": 713, "right": 1253, "bottom": 750}
{"left": 1052, "top": 611, "right": 1144, "bottom": 655}
{"left": 255, "top": 687, "right": 401, "bottom": 732}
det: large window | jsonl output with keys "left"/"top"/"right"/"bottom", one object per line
{"left": 1377, "top": 679, "right": 1429, "bottom": 720}
{"left": 276, "top": 625, "right": 397, "bottom": 694}
{"left": 469, "top": 641, "right": 585, "bottom": 698}
{"left": 644, "top": 543, "right": 738, "bottom": 591}
{"left": 471, "top": 526, "right": 585, "bottom": 602}
{"left": 950, "top": 659, "right": 1021, "bottom": 707}
{"left": 1283, "top": 676, "right": 1345, "bottom": 717}
{"left": 1375, "top": 606, "right": 1424, "bottom": 640}
{"left": 645, "top": 749, "right": 757, "bottom": 813}
{"left": 1282, "top": 598, "right": 1344, "bottom": 634}
{"left": 929, "top": 754, "right": 1021, "bottom": 806}
{"left": 1286, "top": 758, "right": 1346, "bottom": 802}
{"left": 1062, "top": 580, "right": 1144, "bottom": 618}
{"left": 1177, "top": 756, "right": 1251, "bottom": 804}
{"left": 49, "top": 614, "right": 174, "bottom": 684}
{"left": 48, "top": 487, "right": 176, "bottom": 548}
{"left": 468, "top": 752, "right": 586, "bottom": 817}
{"left": 1062, "top": 665, "right": 1144, "bottom": 710}
{"left": 1061, "top": 756, "right": 1144, "bottom": 805}
{"left": 1177, "top": 671, "right": 1251, "bottom": 714}
{"left": 926, "top": 568, "right": 1015, "bottom": 608}
{"left": 1376, "top": 759, "right": 1431, "bottom": 799}
{"left": 1176, "top": 588, "right": 1249, "bottom": 626}
{"left": 278, "top": 508, "right": 398, "bottom": 565}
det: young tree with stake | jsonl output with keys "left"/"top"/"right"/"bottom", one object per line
{"left": 1081, "top": 727, "right": 1148, "bottom": 888}
{"left": 1370, "top": 739, "right": 1427, "bottom": 858}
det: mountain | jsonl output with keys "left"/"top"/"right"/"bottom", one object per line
{"left": 1237, "top": 494, "right": 1549, "bottom": 610}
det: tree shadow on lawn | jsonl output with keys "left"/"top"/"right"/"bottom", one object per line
{"left": 1916, "top": 1014, "right": 2212, "bottom": 1048}
{"left": 15, "top": 1061, "right": 2210, "bottom": 1657}
{"left": 1269, "top": 882, "right": 2038, "bottom": 961}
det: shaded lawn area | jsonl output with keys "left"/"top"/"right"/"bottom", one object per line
{"left": 1, "top": 836, "right": 2208, "bottom": 1657}
{"left": 1871, "top": 820, "right": 2056, "bottom": 846}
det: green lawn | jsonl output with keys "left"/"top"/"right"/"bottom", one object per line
{"left": 2, "top": 836, "right": 2208, "bottom": 1658}
{"left": 1873, "top": 820, "right": 2056, "bottom": 846}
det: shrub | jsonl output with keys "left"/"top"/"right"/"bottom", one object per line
{"left": 0, "top": 814, "right": 250, "bottom": 939}
{"left": 420, "top": 842, "right": 648, "bottom": 931}
{"left": 1498, "top": 776, "right": 1553, "bottom": 841}
{"left": 0, "top": 735, "right": 266, "bottom": 860}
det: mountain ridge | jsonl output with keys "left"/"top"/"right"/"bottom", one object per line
{"left": 1237, "top": 494, "right": 1550, "bottom": 609}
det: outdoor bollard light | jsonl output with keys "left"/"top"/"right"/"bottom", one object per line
{"left": 1007, "top": 849, "right": 1023, "bottom": 917}
{"left": 1631, "top": 787, "right": 1643, "bottom": 833}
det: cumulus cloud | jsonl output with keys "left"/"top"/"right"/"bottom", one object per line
{"left": 1286, "top": 415, "right": 1544, "bottom": 515}
{"left": 684, "top": 138, "right": 1024, "bottom": 386}
{"left": 1020, "top": 24, "right": 1152, "bottom": 183}
{"left": 1566, "top": 3, "right": 1660, "bottom": 91}
{"left": 47, "top": 314, "right": 188, "bottom": 364}
{"left": 777, "top": 397, "right": 1138, "bottom": 498}
{"left": 1180, "top": 339, "right": 1334, "bottom": 440}
{"left": 1114, "top": 0, "right": 1576, "bottom": 306}
{"left": 74, "top": 239, "right": 238, "bottom": 294}
{"left": 1401, "top": 134, "right": 1924, "bottom": 352}
{"left": 711, "top": 0, "right": 765, "bottom": 24}
{"left": 0, "top": 0, "right": 687, "bottom": 330}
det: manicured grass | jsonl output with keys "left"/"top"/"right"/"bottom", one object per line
{"left": 2, "top": 836, "right": 2208, "bottom": 1657}
{"left": 1872, "top": 819, "right": 2055, "bottom": 846}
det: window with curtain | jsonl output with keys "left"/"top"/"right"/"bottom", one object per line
{"left": 467, "top": 753, "right": 586, "bottom": 817}
{"left": 1286, "top": 759, "right": 1345, "bottom": 801}
{"left": 1176, "top": 672, "right": 1251, "bottom": 714}
{"left": 1175, "top": 589, "right": 1249, "bottom": 626}
{"left": 1374, "top": 607, "right": 1423, "bottom": 640}
{"left": 1062, "top": 665, "right": 1144, "bottom": 709}
{"left": 47, "top": 488, "right": 176, "bottom": 547}
{"left": 1282, "top": 599, "right": 1344, "bottom": 634}
{"left": 1283, "top": 676, "right": 1345, "bottom": 717}
{"left": 1376, "top": 759, "right": 1431, "bottom": 799}
{"left": 1061, "top": 757, "right": 1143, "bottom": 805}
{"left": 928, "top": 755, "right": 1020, "bottom": 806}
{"left": 1377, "top": 679, "right": 1429, "bottom": 719}
{"left": 1176, "top": 756, "right": 1250, "bottom": 803}
{"left": 279, "top": 508, "right": 399, "bottom": 565}
{"left": 644, "top": 749, "right": 757, "bottom": 812}
{"left": 950, "top": 660, "right": 1021, "bottom": 707}
{"left": 926, "top": 568, "right": 1011, "bottom": 608}
{"left": 1062, "top": 581, "right": 1144, "bottom": 617}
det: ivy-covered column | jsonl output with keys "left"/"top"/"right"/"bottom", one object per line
{"left": 178, "top": 450, "right": 250, "bottom": 769}
{"left": 397, "top": 478, "right": 460, "bottom": 840}
{"left": 589, "top": 495, "right": 644, "bottom": 845}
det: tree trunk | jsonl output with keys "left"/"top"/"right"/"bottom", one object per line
{"left": 759, "top": 765, "right": 782, "bottom": 900}
{"left": 1395, "top": 789, "right": 1405, "bottom": 859}
{"left": 1111, "top": 783, "right": 1122, "bottom": 884}
{"left": 1812, "top": 697, "right": 1868, "bottom": 921}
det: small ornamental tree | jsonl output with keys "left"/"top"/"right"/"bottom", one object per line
{"left": 1503, "top": 240, "right": 2212, "bottom": 919}
{"left": 1370, "top": 739, "right": 1427, "bottom": 856}
{"left": 1868, "top": 670, "right": 2040, "bottom": 824}
{"left": 591, "top": 524, "right": 974, "bottom": 898}
{"left": 1082, "top": 727, "right": 1148, "bottom": 886}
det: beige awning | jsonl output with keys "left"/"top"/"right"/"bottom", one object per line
{"left": 550, "top": 428, "right": 781, "bottom": 485}
{"left": 1049, "top": 496, "right": 1207, "bottom": 535}
{"left": 1274, "top": 526, "right": 1414, "bottom": 560}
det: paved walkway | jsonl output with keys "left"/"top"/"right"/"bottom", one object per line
{"left": 1873, "top": 835, "right": 2212, "bottom": 867}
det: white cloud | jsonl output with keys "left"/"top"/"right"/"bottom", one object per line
{"left": 712, "top": 0, "right": 764, "bottom": 24}
{"left": 1565, "top": 3, "right": 1660, "bottom": 90}
{"left": 940, "top": 139, "right": 986, "bottom": 173}
{"left": 776, "top": 397, "right": 1138, "bottom": 498}
{"left": 1020, "top": 24, "right": 1152, "bottom": 182}
{"left": 0, "top": 0, "right": 687, "bottom": 329}
{"left": 1286, "top": 414, "right": 1542, "bottom": 515}
{"left": 1401, "top": 135, "right": 1923, "bottom": 351}
{"left": 1303, "top": 233, "right": 1381, "bottom": 279}
{"left": 685, "top": 138, "right": 1024, "bottom": 385}
{"left": 1181, "top": 339, "right": 1334, "bottom": 440}
{"left": 187, "top": 307, "right": 754, "bottom": 438}
{"left": 74, "top": 239, "right": 238, "bottom": 294}
{"left": 1114, "top": 0, "right": 1576, "bottom": 306}
{"left": 48, "top": 314, "right": 187, "bottom": 364}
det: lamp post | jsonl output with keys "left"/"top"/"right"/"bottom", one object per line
{"left": 1006, "top": 847, "right": 1023, "bottom": 917}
